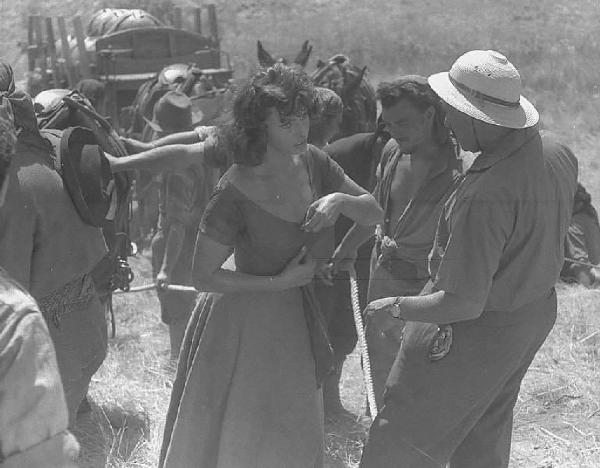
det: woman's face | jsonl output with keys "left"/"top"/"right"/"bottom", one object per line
{"left": 264, "top": 106, "right": 310, "bottom": 155}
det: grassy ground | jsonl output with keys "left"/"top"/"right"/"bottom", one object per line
{"left": 77, "top": 253, "right": 600, "bottom": 467}
{"left": 1, "top": 0, "right": 599, "bottom": 466}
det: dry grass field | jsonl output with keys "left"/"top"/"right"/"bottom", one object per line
{"left": 1, "top": 0, "right": 599, "bottom": 466}
{"left": 77, "top": 253, "right": 600, "bottom": 468}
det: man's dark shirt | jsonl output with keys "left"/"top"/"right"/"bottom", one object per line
{"left": 430, "top": 128, "right": 578, "bottom": 311}
{"left": 324, "top": 132, "right": 387, "bottom": 244}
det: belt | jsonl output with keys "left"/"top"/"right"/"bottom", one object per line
{"left": 37, "top": 274, "right": 97, "bottom": 328}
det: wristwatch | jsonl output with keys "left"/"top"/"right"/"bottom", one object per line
{"left": 390, "top": 296, "right": 404, "bottom": 319}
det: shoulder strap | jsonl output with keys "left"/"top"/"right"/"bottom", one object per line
{"left": 39, "top": 128, "right": 63, "bottom": 172}
{"left": 62, "top": 127, "right": 101, "bottom": 226}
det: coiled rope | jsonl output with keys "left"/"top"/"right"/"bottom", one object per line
{"left": 349, "top": 266, "right": 378, "bottom": 420}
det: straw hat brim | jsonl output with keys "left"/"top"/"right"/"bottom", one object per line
{"left": 428, "top": 72, "right": 539, "bottom": 129}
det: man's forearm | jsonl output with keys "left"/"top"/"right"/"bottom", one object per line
{"left": 338, "top": 193, "right": 384, "bottom": 226}
{"left": 152, "top": 131, "right": 200, "bottom": 147}
{"left": 160, "top": 224, "right": 186, "bottom": 277}
{"left": 395, "top": 290, "right": 483, "bottom": 323}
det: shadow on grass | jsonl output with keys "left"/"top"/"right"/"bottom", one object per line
{"left": 73, "top": 400, "right": 150, "bottom": 467}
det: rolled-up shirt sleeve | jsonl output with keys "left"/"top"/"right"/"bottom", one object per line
{"left": 0, "top": 298, "right": 79, "bottom": 467}
{"left": 431, "top": 191, "right": 512, "bottom": 307}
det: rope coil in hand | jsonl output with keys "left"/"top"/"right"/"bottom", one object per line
{"left": 349, "top": 266, "right": 378, "bottom": 419}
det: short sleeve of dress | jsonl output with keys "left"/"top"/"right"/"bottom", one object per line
{"left": 198, "top": 183, "right": 244, "bottom": 247}
{"left": 306, "top": 145, "right": 346, "bottom": 196}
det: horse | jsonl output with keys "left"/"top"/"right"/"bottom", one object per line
{"left": 123, "top": 63, "right": 233, "bottom": 141}
{"left": 256, "top": 40, "right": 313, "bottom": 68}
{"left": 256, "top": 41, "right": 377, "bottom": 139}
{"left": 310, "top": 54, "right": 377, "bottom": 138}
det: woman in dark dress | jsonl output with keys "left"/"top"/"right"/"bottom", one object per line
{"left": 159, "top": 64, "right": 383, "bottom": 468}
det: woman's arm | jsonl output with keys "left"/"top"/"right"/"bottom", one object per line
{"left": 156, "top": 130, "right": 202, "bottom": 145}
{"left": 192, "top": 235, "right": 317, "bottom": 293}
{"left": 107, "top": 142, "right": 206, "bottom": 173}
{"left": 122, "top": 127, "right": 216, "bottom": 154}
{"left": 302, "top": 175, "right": 383, "bottom": 232}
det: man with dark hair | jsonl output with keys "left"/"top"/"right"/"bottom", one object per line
{"left": 0, "top": 61, "right": 108, "bottom": 426}
{"left": 149, "top": 91, "right": 220, "bottom": 360}
{"left": 332, "top": 75, "right": 464, "bottom": 406}
{"left": 0, "top": 101, "right": 79, "bottom": 467}
{"left": 359, "top": 50, "right": 577, "bottom": 468}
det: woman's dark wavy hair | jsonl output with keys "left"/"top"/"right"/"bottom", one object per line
{"left": 219, "top": 64, "right": 315, "bottom": 165}
{"left": 377, "top": 76, "right": 451, "bottom": 146}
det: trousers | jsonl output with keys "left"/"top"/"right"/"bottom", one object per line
{"left": 39, "top": 275, "right": 108, "bottom": 426}
{"left": 360, "top": 290, "right": 557, "bottom": 468}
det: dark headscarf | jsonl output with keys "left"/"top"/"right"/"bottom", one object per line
{"left": 0, "top": 61, "right": 40, "bottom": 134}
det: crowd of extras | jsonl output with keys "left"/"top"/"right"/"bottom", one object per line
{"left": 0, "top": 47, "right": 599, "bottom": 468}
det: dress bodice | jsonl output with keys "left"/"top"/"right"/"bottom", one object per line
{"left": 199, "top": 146, "right": 346, "bottom": 277}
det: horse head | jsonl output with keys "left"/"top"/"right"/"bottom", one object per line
{"left": 256, "top": 40, "right": 313, "bottom": 68}
{"left": 311, "top": 55, "right": 377, "bottom": 138}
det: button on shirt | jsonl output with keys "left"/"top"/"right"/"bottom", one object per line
{"left": 430, "top": 127, "right": 578, "bottom": 312}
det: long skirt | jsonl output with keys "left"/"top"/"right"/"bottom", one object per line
{"left": 159, "top": 287, "right": 324, "bottom": 468}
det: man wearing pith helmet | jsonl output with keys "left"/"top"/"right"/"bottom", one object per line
{"left": 359, "top": 50, "right": 577, "bottom": 467}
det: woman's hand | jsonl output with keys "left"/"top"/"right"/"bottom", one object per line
{"left": 315, "top": 262, "right": 335, "bottom": 286}
{"left": 275, "top": 246, "right": 317, "bottom": 289}
{"left": 330, "top": 243, "right": 358, "bottom": 274}
{"left": 301, "top": 193, "right": 346, "bottom": 233}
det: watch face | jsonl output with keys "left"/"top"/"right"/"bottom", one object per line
{"left": 391, "top": 297, "right": 403, "bottom": 318}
